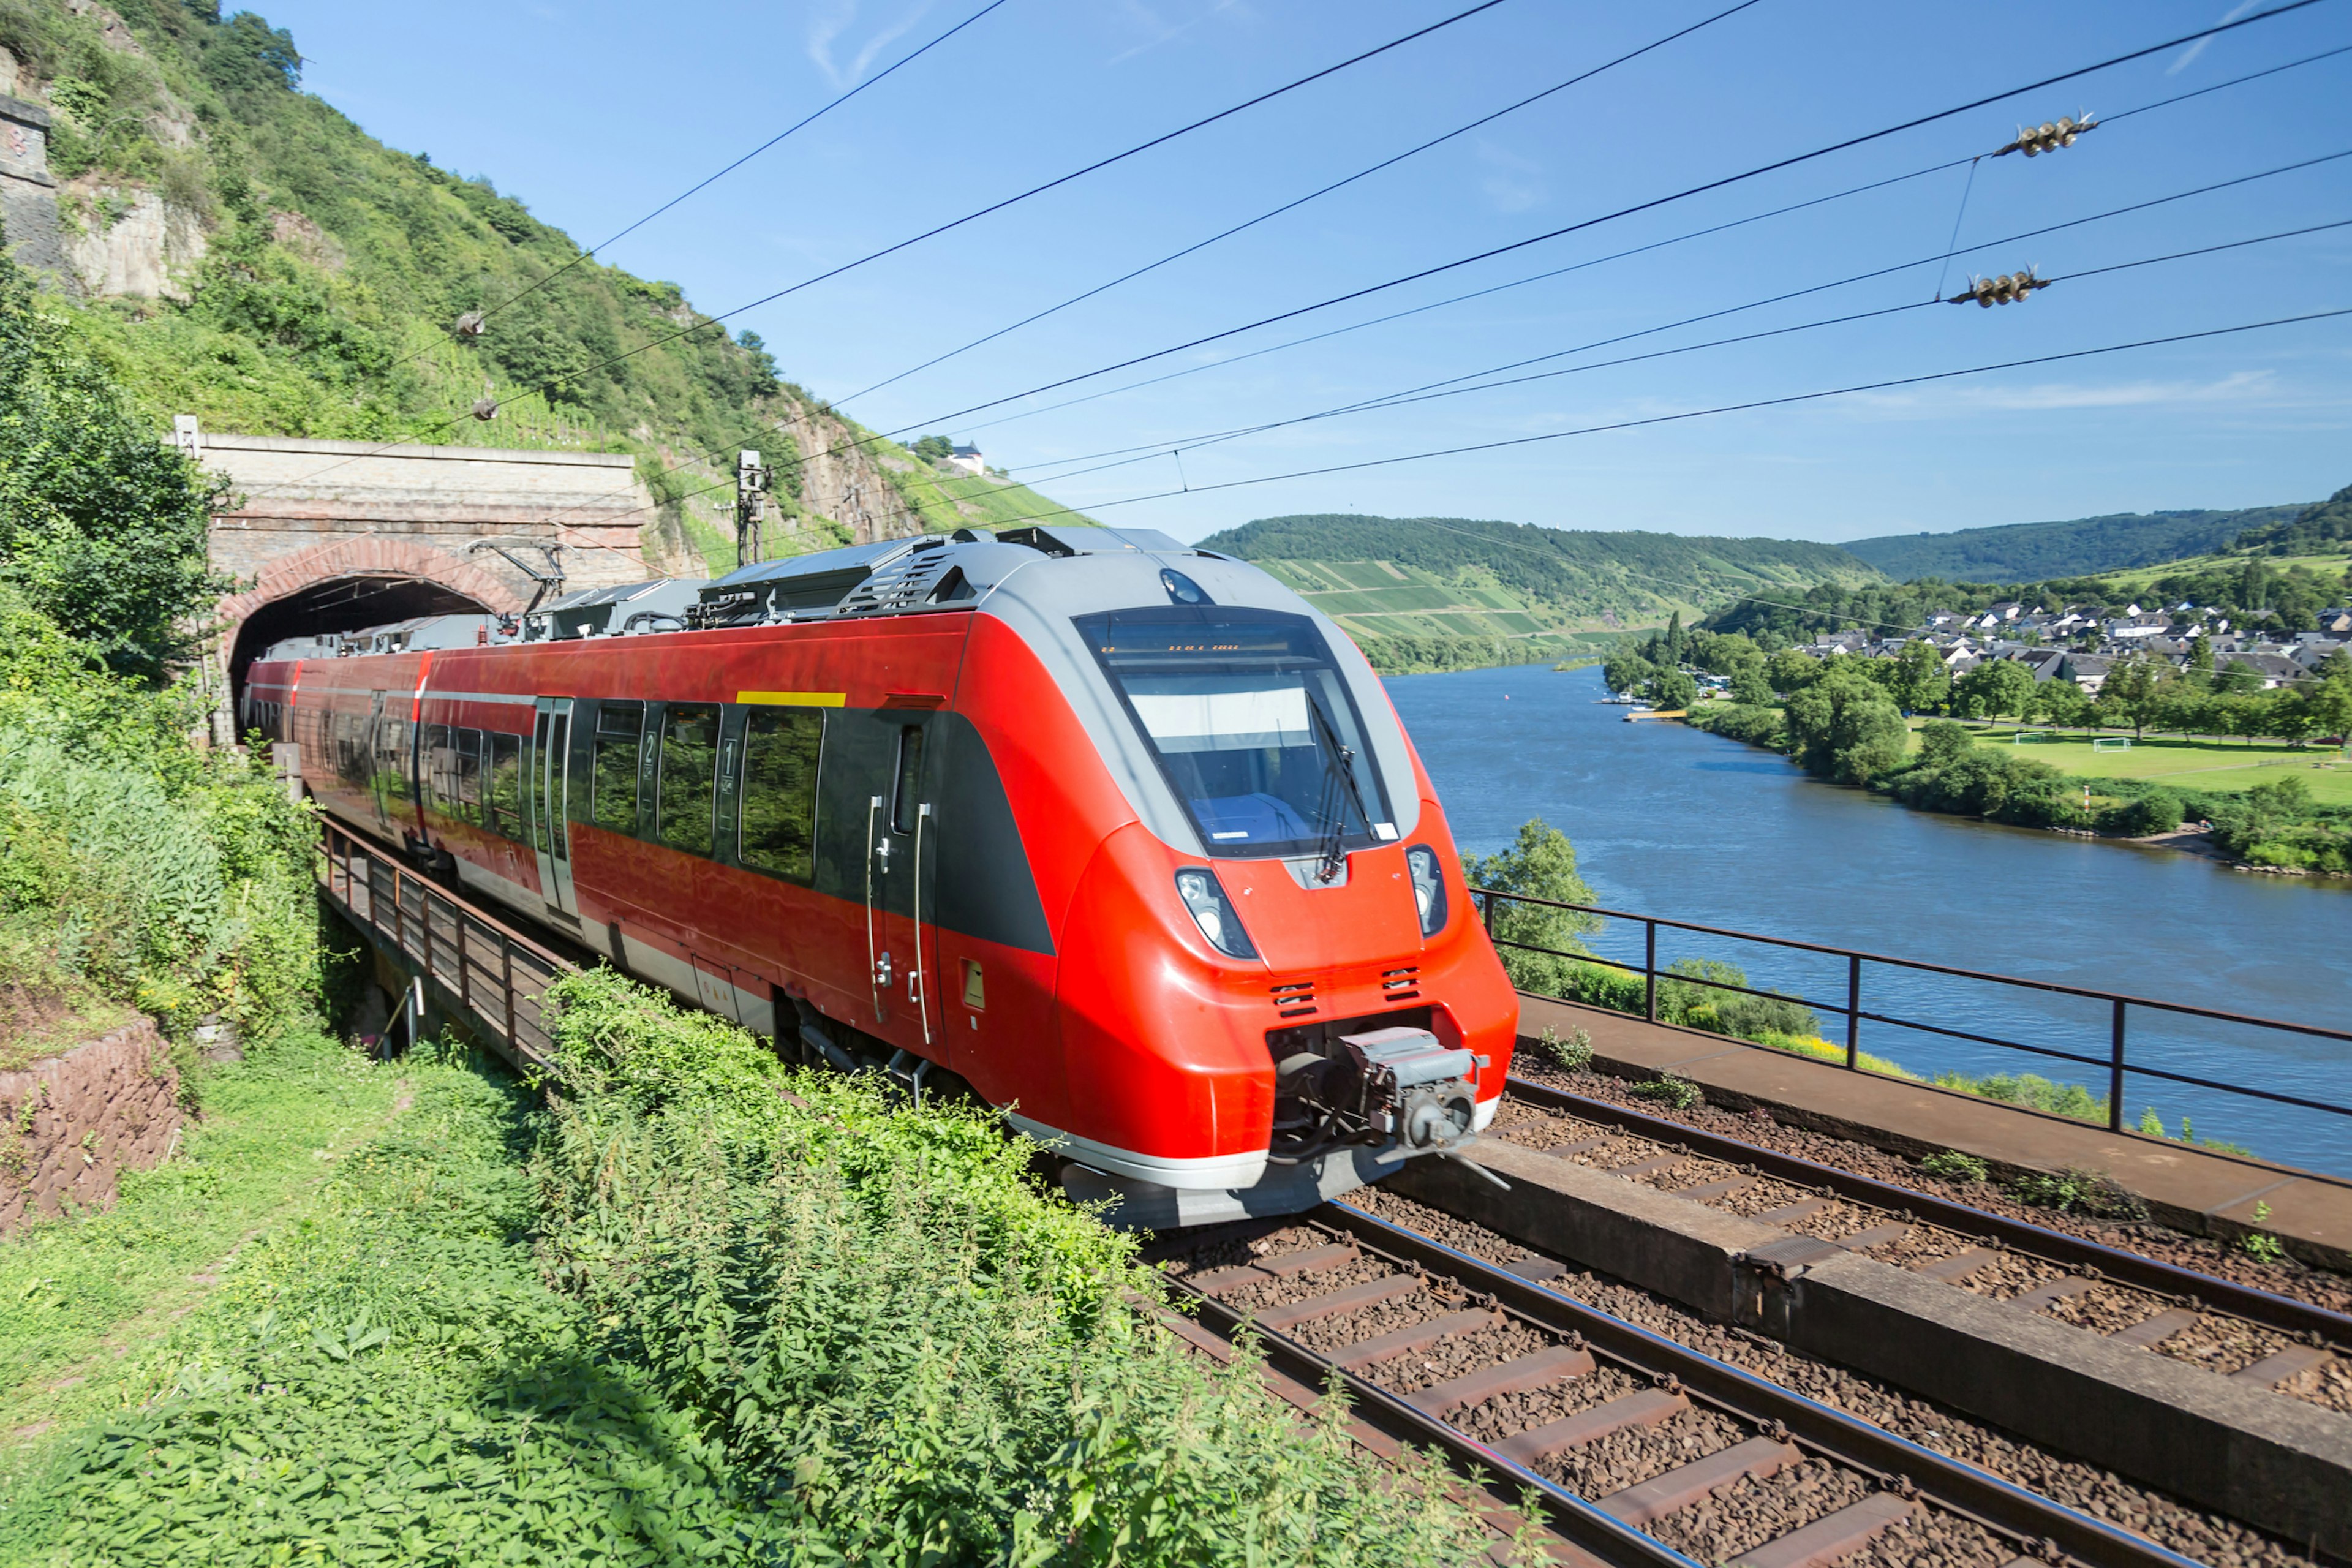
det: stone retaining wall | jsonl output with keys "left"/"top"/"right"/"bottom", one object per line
{"left": 0, "top": 1019, "right": 180, "bottom": 1232}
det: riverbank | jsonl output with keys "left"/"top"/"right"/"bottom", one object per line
{"left": 1681, "top": 701, "right": 2352, "bottom": 881}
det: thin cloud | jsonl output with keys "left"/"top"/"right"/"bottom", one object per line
{"left": 1853, "top": 369, "right": 2280, "bottom": 414}
{"left": 1107, "top": 0, "right": 1250, "bottom": 67}
{"left": 2168, "top": 0, "right": 2261, "bottom": 75}
{"left": 807, "top": 2, "right": 933, "bottom": 90}
{"left": 1476, "top": 141, "right": 1545, "bottom": 214}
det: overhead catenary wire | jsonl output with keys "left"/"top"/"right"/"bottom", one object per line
{"left": 424, "top": 0, "right": 2345, "bottom": 530}
{"left": 1009, "top": 151, "right": 2352, "bottom": 483}
{"left": 508, "top": 15, "right": 2352, "bottom": 552}
{"left": 387, "top": 0, "right": 1019, "bottom": 372}
{"left": 955, "top": 36, "right": 2352, "bottom": 443}
{"left": 234, "top": 0, "right": 1512, "bottom": 507}
{"left": 831, "top": 0, "right": 1770, "bottom": 408}
{"left": 554, "top": 303, "right": 2352, "bottom": 559}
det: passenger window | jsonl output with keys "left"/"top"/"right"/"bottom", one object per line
{"left": 738, "top": 709, "right": 823, "bottom": 882}
{"left": 658, "top": 704, "right": 720, "bottom": 856}
{"left": 423, "top": 724, "right": 453, "bottom": 812}
{"left": 890, "top": 724, "right": 924, "bottom": 835}
{"left": 592, "top": 703, "right": 644, "bottom": 834}
{"left": 484, "top": 733, "right": 522, "bottom": 840}
{"left": 456, "top": 729, "right": 482, "bottom": 824}
{"left": 379, "top": 718, "right": 413, "bottom": 802}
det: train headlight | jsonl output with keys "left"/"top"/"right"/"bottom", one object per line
{"left": 1405, "top": 845, "right": 1447, "bottom": 937}
{"left": 1175, "top": 869, "right": 1257, "bottom": 959}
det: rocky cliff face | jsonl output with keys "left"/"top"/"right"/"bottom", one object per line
{"left": 0, "top": 1017, "right": 181, "bottom": 1232}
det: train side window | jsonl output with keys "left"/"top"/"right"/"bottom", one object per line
{"left": 658, "top": 704, "right": 720, "bottom": 856}
{"left": 456, "top": 729, "right": 483, "bottom": 824}
{"left": 423, "top": 723, "right": 453, "bottom": 813}
{"left": 592, "top": 703, "right": 644, "bottom": 835}
{"left": 890, "top": 724, "right": 924, "bottom": 835}
{"left": 484, "top": 733, "right": 522, "bottom": 840}
{"left": 737, "top": 709, "right": 822, "bottom": 882}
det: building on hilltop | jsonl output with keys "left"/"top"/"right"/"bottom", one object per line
{"left": 945, "top": 443, "right": 987, "bottom": 477}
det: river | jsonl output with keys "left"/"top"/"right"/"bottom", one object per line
{"left": 1387, "top": 662, "right": 2352, "bottom": 1176}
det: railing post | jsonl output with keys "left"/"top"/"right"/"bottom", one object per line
{"left": 502, "top": 933, "right": 517, "bottom": 1045}
{"left": 1481, "top": 890, "right": 1495, "bottom": 938}
{"left": 2109, "top": 998, "right": 2127, "bottom": 1132}
{"left": 1845, "top": 955, "right": 1861, "bottom": 1070}
{"left": 1643, "top": 919, "right": 1657, "bottom": 1023}
{"left": 391, "top": 864, "right": 404, "bottom": 954}
{"left": 457, "top": 912, "right": 470, "bottom": 1014}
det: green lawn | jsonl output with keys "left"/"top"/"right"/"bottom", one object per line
{"left": 1920, "top": 720, "right": 2352, "bottom": 803}
{"left": 0, "top": 1033, "right": 405, "bottom": 1491}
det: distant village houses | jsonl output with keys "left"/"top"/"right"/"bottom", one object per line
{"left": 1783, "top": 597, "right": 2352, "bottom": 695}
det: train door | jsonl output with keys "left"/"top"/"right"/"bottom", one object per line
{"left": 863, "top": 717, "right": 940, "bottom": 1048}
{"left": 530, "top": 698, "right": 579, "bottom": 919}
{"left": 364, "top": 690, "right": 398, "bottom": 835}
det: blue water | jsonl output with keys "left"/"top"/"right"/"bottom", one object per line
{"left": 1387, "top": 663, "right": 2352, "bottom": 1176}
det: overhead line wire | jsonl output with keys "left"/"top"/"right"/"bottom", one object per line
{"left": 1008, "top": 152, "right": 2352, "bottom": 483}
{"left": 827, "top": 0, "right": 2335, "bottom": 448}
{"left": 949, "top": 35, "right": 2352, "bottom": 441}
{"left": 552, "top": 303, "right": 2351, "bottom": 557}
{"left": 391, "top": 0, "right": 1019, "bottom": 366}
{"left": 830, "top": 0, "right": 1768, "bottom": 406}
{"left": 528, "top": 10, "right": 2348, "bottom": 567}
{"left": 236, "top": 0, "right": 1509, "bottom": 505}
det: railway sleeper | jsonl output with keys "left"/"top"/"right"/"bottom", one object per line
{"left": 1159, "top": 1215, "right": 2190, "bottom": 1568}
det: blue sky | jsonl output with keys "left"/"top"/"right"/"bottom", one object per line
{"left": 270, "top": 0, "right": 2350, "bottom": 545}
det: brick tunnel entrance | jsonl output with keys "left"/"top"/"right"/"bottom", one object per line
{"left": 224, "top": 573, "right": 495, "bottom": 693}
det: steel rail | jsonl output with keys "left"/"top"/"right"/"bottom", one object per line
{"left": 1505, "top": 1075, "right": 2352, "bottom": 1349}
{"left": 1162, "top": 1270, "right": 1702, "bottom": 1568}
{"left": 1317, "top": 1202, "right": 2212, "bottom": 1568}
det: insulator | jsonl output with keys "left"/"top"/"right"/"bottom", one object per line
{"left": 2056, "top": 116, "right": 2076, "bottom": 134}
{"left": 2022, "top": 140, "right": 2039, "bottom": 157}
{"left": 454, "top": 311, "right": 486, "bottom": 338}
{"left": 471, "top": 397, "right": 498, "bottom": 421}
{"left": 2038, "top": 121, "right": 2057, "bottom": 142}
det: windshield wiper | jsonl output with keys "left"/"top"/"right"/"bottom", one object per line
{"left": 1306, "top": 693, "right": 1368, "bottom": 884}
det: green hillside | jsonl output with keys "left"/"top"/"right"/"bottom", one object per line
{"left": 1200, "top": 513, "right": 1880, "bottom": 673}
{"left": 1841, "top": 502, "right": 2312, "bottom": 582}
{"left": 2231, "top": 484, "right": 2352, "bottom": 557}
{"left": 0, "top": 0, "right": 1086, "bottom": 567}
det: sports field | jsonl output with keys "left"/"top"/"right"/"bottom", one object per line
{"left": 1923, "top": 722, "right": 2352, "bottom": 804}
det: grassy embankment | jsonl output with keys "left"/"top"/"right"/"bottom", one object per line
{"left": 0, "top": 974, "right": 1515, "bottom": 1566}
{"left": 1928, "top": 720, "right": 2352, "bottom": 805}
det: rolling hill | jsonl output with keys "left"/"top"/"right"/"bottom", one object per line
{"left": 1839, "top": 502, "right": 2313, "bottom": 582}
{"left": 1198, "top": 514, "right": 1882, "bottom": 673}
{"left": 0, "top": 0, "right": 1088, "bottom": 572}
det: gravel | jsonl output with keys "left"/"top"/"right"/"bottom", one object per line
{"left": 1346, "top": 1185, "right": 2319, "bottom": 1568}
{"left": 1494, "top": 1080, "right": 2352, "bottom": 1410}
{"left": 1509, "top": 1062, "right": 2352, "bottom": 1315}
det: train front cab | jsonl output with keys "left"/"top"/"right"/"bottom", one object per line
{"left": 968, "top": 546, "right": 1519, "bottom": 1230}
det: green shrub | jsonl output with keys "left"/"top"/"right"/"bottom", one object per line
{"left": 1534, "top": 1023, "right": 1593, "bottom": 1073}
{"left": 1686, "top": 701, "right": 1787, "bottom": 749}
{"left": 2095, "top": 788, "right": 2182, "bottom": 837}
{"left": 1463, "top": 818, "right": 1600, "bottom": 996}
{"left": 2008, "top": 1165, "right": 2147, "bottom": 1220}
{"left": 1936, "top": 1071, "right": 2106, "bottom": 1123}
{"left": 534, "top": 970, "right": 1499, "bottom": 1564}
{"left": 1918, "top": 1149, "right": 1988, "bottom": 1183}
{"left": 1628, "top": 1074, "right": 1700, "bottom": 1110}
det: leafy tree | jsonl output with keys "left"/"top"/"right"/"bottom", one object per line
{"left": 2304, "top": 654, "right": 2352, "bottom": 746}
{"left": 910, "top": 434, "right": 956, "bottom": 462}
{"left": 1784, "top": 666, "right": 1907, "bottom": 783}
{"left": 1602, "top": 649, "right": 1656, "bottom": 696}
{"left": 0, "top": 255, "right": 225, "bottom": 680}
{"left": 1956, "top": 659, "right": 2035, "bottom": 723}
{"left": 2098, "top": 655, "right": 2172, "bottom": 739}
{"left": 1917, "top": 719, "right": 1973, "bottom": 767}
{"left": 1461, "top": 819, "right": 1600, "bottom": 997}
{"left": 1728, "top": 664, "right": 1774, "bottom": 706}
{"left": 1645, "top": 668, "right": 1699, "bottom": 710}
{"left": 1885, "top": 639, "right": 1950, "bottom": 714}
{"left": 1766, "top": 648, "right": 1820, "bottom": 695}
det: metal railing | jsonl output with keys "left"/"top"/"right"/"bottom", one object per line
{"left": 1472, "top": 888, "right": 2352, "bottom": 1135}
{"left": 317, "top": 824, "right": 570, "bottom": 1075}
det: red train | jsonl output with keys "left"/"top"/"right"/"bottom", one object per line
{"left": 244, "top": 525, "right": 1517, "bottom": 1226}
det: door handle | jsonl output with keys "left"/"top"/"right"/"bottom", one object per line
{"left": 874, "top": 951, "right": 893, "bottom": 986}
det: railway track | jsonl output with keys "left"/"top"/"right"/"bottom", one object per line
{"left": 1156, "top": 1205, "right": 2216, "bottom": 1568}
{"left": 1496, "top": 1078, "right": 2350, "bottom": 1408}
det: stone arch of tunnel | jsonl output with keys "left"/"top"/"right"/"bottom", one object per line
{"left": 218, "top": 538, "right": 523, "bottom": 713}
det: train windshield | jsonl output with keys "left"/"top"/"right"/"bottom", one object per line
{"left": 1077, "top": 606, "right": 1397, "bottom": 858}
